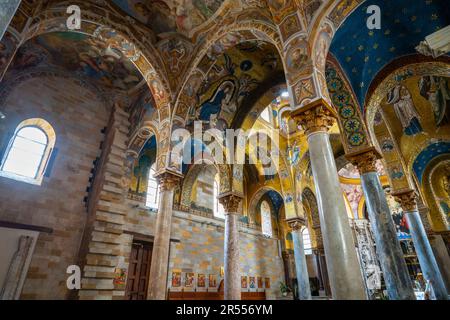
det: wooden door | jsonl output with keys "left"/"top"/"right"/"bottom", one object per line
{"left": 125, "top": 241, "right": 153, "bottom": 300}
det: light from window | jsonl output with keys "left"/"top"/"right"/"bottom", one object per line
{"left": 2, "top": 126, "right": 48, "bottom": 179}
{"left": 146, "top": 164, "right": 160, "bottom": 210}
{"left": 260, "top": 107, "right": 271, "bottom": 123}
{"left": 261, "top": 201, "right": 273, "bottom": 237}
{"left": 302, "top": 228, "right": 312, "bottom": 255}
{"left": 213, "top": 175, "right": 225, "bottom": 219}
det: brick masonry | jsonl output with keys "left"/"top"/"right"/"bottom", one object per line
{"left": 0, "top": 76, "right": 109, "bottom": 299}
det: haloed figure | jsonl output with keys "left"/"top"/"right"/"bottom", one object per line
{"left": 387, "top": 84, "right": 423, "bottom": 136}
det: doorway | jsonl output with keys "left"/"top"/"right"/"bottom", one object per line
{"left": 125, "top": 241, "right": 153, "bottom": 300}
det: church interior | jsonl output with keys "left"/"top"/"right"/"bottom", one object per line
{"left": 0, "top": 0, "right": 449, "bottom": 301}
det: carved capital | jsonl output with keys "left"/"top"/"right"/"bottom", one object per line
{"left": 292, "top": 99, "right": 336, "bottom": 136}
{"left": 218, "top": 193, "right": 243, "bottom": 214}
{"left": 286, "top": 217, "right": 306, "bottom": 231}
{"left": 156, "top": 171, "right": 183, "bottom": 191}
{"left": 392, "top": 189, "right": 418, "bottom": 212}
{"left": 346, "top": 147, "right": 381, "bottom": 174}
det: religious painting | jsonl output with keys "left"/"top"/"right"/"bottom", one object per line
{"left": 113, "top": 268, "right": 127, "bottom": 288}
{"left": 257, "top": 276, "right": 263, "bottom": 288}
{"left": 198, "top": 274, "right": 206, "bottom": 288}
{"left": 265, "top": 277, "right": 271, "bottom": 289}
{"left": 386, "top": 85, "right": 423, "bottom": 136}
{"left": 185, "top": 272, "right": 195, "bottom": 287}
{"left": 12, "top": 32, "right": 143, "bottom": 91}
{"left": 172, "top": 272, "right": 182, "bottom": 287}
{"left": 386, "top": 193, "right": 411, "bottom": 240}
{"left": 419, "top": 76, "right": 450, "bottom": 127}
{"left": 111, "top": 0, "right": 223, "bottom": 36}
{"left": 249, "top": 277, "right": 256, "bottom": 289}
{"left": 208, "top": 274, "right": 217, "bottom": 288}
{"left": 241, "top": 276, "right": 248, "bottom": 289}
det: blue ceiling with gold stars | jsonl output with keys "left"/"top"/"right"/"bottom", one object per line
{"left": 330, "top": 0, "right": 450, "bottom": 110}
{"left": 413, "top": 141, "right": 450, "bottom": 184}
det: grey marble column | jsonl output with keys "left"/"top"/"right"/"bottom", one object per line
{"left": 288, "top": 219, "right": 312, "bottom": 300}
{"left": 148, "top": 172, "right": 181, "bottom": 300}
{"left": 220, "top": 194, "right": 242, "bottom": 300}
{"left": 394, "top": 191, "right": 449, "bottom": 300}
{"left": 349, "top": 149, "right": 416, "bottom": 300}
{"left": 0, "top": 0, "right": 21, "bottom": 41}
{"left": 429, "top": 234, "right": 450, "bottom": 294}
{"left": 294, "top": 103, "right": 366, "bottom": 300}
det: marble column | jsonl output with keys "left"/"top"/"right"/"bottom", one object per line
{"left": 394, "top": 190, "right": 448, "bottom": 300}
{"left": 418, "top": 205, "right": 450, "bottom": 294}
{"left": 429, "top": 234, "right": 450, "bottom": 293}
{"left": 219, "top": 193, "right": 243, "bottom": 300}
{"left": 293, "top": 100, "right": 366, "bottom": 300}
{"left": 148, "top": 171, "right": 182, "bottom": 300}
{"left": 287, "top": 218, "right": 312, "bottom": 300}
{"left": 0, "top": 0, "right": 21, "bottom": 40}
{"left": 348, "top": 148, "right": 416, "bottom": 300}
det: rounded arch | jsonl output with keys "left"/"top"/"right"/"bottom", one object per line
{"left": 302, "top": 187, "right": 321, "bottom": 248}
{"left": 172, "top": 19, "right": 283, "bottom": 127}
{"left": 13, "top": 2, "right": 177, "bottom": 175}
{"left": 0, "top": 118, "right": 56, "bottom": 185}
{"left": 180, "top": 162, "right": 232, "bottom": 210}
{"left": 248, "top": 186, "right": 284, "bottom": 224}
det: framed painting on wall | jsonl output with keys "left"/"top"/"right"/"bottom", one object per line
{"left": 185, "top": 273, "right": 195, "bottom": 287}
{"left": 172, "top": 272, "right": 181, "bottom": 287}
{"left": 265, "top": 277, "right": 271, "bottom": 289}
{"left": 198, "top": 274, "right": 206, "bottom": 287}
{"left": 209, "top": 274, "right": 217, "bottom": 287}
{"left": 249, "top": 277, "right": 256, "bottom": 289}
{"left": 241, "top": 276, "right": 248, "bottom": 289}
{"left": 257, "top": 276, "right": 263, "bottom": 288}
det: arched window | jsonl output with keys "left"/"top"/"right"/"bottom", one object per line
{"left": 146, "top": 163, "right": 159, "bottom": 210}
{"left": 302, "top": 228, "right": 312, "bottom": 255}
{"left": 261, "top": 200, "right": 273, "bottom": 237}
{"left": 213, "top": 174, "right": 225, "bottom": 219}
{"left": 1, "top": 118, "right": 55, "bottom": 185}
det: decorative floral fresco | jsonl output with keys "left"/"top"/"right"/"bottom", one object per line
{"left": 10, "top": 32, "right": 143, "bottom": 91}
{"left": 112, "top": 0, "right": 224, "bottom": 35}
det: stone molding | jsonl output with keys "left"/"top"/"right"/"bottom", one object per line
{"left": 218, "top": 193, "right": 243, "bottom": 214}
{"left": 346, "top": 147, "right": 381, "bottom": 174}
{"left": 286, "top": 217, "right": 307, "bottom": 231}
{"left": 291, "top": 99, "right": 337, "bottom": 136}
{"left": 392, "top": 189, "right": 418, "bottom": 212}
{"left": 156, "top": 171, "right": 183, "bottom": 192}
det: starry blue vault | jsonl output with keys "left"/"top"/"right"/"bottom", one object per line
{"left": 330, "top": 0, "right": 450, "bottom": 111}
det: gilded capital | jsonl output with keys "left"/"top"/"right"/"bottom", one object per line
{"left": 156, "top": 171, "right": 183, "bottom": 191}
{"left": 286, "top": 217, "right": 306, "bottom": 231}
{"left": 392, "top": 189, "right": 418, "bottom": 212}
{"left": 291, "top": 99, "right": 336, "bottom": 136}
{"left": 218, "top": 193, "right": 243, "bottom": 214}
{"left": 346, "top": 147, "right": 381, "bottom": 174}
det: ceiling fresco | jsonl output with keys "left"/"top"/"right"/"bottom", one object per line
{"left": 111, "top": 0, "right": 224, "bottom": 36}
{"left": 10, "top": 32, "right": 143, "bottom": 92}
{"left": 187, "top": 40, "right": 282, "bottom": 130}
{"left": 330, "top": 0, "right": 450, "bottom": 109}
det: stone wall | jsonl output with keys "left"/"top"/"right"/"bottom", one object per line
{"left": 123, "top": 205, "right": 285, "bottom": 299}
{"left": 0, "top": 76, "right": 109, "bottom": 299}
